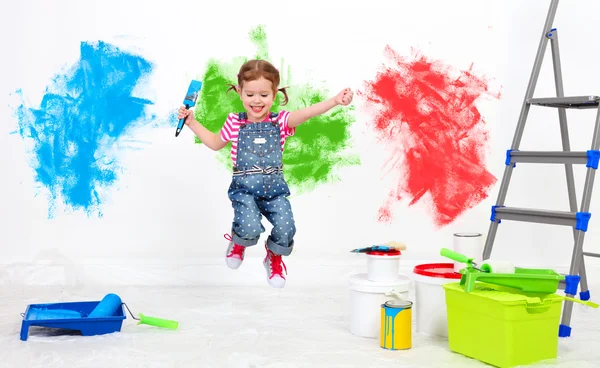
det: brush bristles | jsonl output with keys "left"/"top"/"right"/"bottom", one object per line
{"left": 384, "top": 241, "right": 407, "bottom": 250}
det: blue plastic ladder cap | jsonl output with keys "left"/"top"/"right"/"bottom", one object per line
{"left": 575, "top": 212, "right": 591, "bottom": 232}
{"left": 490, "top": 205, "right": 502, "bottom": 223}
{"left": 586, "top": 150, "right": 600, "bottom": 169}
{"left": 559, "top": 324, "right": 571, "bottom": 337}
{"left": 551, "top": 28, "right": 557, "bottom": 31}
{"left": 505, "top": 149, "right": 516, "bottom": 167}
{"left": 580, "top": 290, "right": 591, "bottom": 301}
{"left": 564, "top": 275, "right": 581, "bottom": 295}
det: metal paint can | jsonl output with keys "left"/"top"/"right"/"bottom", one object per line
{"left": 380, "top": 299, "right": 412, "bottom": 350}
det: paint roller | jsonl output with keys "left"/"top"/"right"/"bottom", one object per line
{"left": 480, "top": 259, "right": 516, "bottom": 274}
{"left": 175, "top": 80, "right": 203, "bottom": 137}
{"left": 89, "top": 293, "right": 178, "bottom": 330}
{"left": 440, "top": 248, "right": 515, "bottom": 273}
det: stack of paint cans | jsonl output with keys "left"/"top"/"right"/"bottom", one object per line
{"left": 348, "top": 249, "right": 412, "bottom": 349}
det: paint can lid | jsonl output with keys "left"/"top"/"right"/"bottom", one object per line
{"left": 413, "top": 263, "right": 462, "bottom": 279}
{"left": 384, "top": 299, "right": 413, "bottom": 309}
{"left": 453, "top": 232, "right": 482, "bottom": 237}
{"left": 366, "top": 250, "right": 401, "bottom": 256}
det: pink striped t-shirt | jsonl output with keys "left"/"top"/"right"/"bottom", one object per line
{"left": 219, "top": 110, "right": 295, "bottom": 166}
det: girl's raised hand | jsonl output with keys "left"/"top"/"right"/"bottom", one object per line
{"left": 178, "top": 106, "right": 195, "bottom": 126}
{"left": 335, "top": 88, "right": 354, "bottom": 106}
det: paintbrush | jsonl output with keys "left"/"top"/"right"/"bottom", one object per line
{"left": 350, "top": 241, "right": 407, "bottom": 253}
{"left": 175, "top": 80, "right": 203, "bottom": 137}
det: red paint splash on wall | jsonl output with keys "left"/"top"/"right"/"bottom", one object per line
{"left": 359, "top": 46, "right": 500, "bottom": 227}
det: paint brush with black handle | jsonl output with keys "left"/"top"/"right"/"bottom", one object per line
{"left": 350, "top": 241, "right": 407, "bottom": 253}
{"left": 175, "top": 80, "right": 203, "bottom": 137}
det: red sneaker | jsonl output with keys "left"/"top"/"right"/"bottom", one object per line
{"left": 224, "top": 234, "right": 245, "bottom": 269}
{"left": 263, "top": 243, "right": 287, "bottom": 288}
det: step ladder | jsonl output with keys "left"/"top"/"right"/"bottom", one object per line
{"left": 481, "top": 0, "right": 600, "bottom": 338}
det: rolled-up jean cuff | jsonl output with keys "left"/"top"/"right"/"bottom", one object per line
{"left": 267, "top": 237, "right": 293, "bottom": 256}
{"left": 231, "top": 231, "right": 260, "bottom": 247}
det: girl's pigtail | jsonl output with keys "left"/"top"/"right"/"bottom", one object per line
{"left": 226, "top": 83, "right": 238, "bottom": 95}
{"left": 278, "top": 86, "right": 290, "bottom": 106}
{"left": 227, "top": 73, "right": 241, "bottom": 95}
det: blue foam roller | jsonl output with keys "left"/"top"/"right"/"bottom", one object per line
{"left": 88, "top": 293, "right": 122, "bottom": 317}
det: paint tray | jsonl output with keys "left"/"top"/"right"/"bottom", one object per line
{"left": 460, "top": 267, "right": 565, "bottom": 294}
{"left": 20, "top": 300, "right": 126, "bottom": 341}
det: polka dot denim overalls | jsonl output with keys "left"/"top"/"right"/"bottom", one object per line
{"left": 227, "top": 112, "right": 296, "bottom": 256}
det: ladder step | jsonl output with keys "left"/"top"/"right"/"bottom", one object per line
{"left": 506, "top": 150, "right": 600, "bottom": 168}
{"left": 583, "top": 252, "right": 600, "bottom": 258}
{"left": 527, "top": 96, "right": 600, "bottom": 109}
{"left": 491, "top": 206, "right": 591, "bottom": 231}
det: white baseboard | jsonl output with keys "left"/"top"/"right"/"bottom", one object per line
{"left": 1, "top": 257, "right": 599, "bottom": 288}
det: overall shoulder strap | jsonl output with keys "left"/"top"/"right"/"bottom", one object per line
{"left": 269, "top": 112, "right": 279, "bottom": 126}
{"left": 238, "top": 112, "right": 247, "bottom": 127}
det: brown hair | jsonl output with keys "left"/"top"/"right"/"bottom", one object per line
{"left": 227, "top": 59, "right": 289, "bottom": 105}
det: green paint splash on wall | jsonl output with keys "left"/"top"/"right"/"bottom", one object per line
{"left": 249, "top": 26, "right": 269, "bottom": 60}
{"left": 194, "top": 25, "right": 359, "bottom": 193}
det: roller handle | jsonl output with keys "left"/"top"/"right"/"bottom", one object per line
{"left": 123, "top": 303, "right": 179, "bottom": 330}
{"left": 138, "top": 313, "right": 179, "bottom": 330}
{"left": 440, "top": 248, "right": 471, "bottom": 264}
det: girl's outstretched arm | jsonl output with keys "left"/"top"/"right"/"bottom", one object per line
{"left": 288, "top": 88, "right": 353, "bottom": 128}
{"left": 178, "top": 106, "right": 228, "bottom": 151}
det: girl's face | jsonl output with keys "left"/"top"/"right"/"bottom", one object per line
{"left": 239, "top": 77, "right": 275, "bottom": 121}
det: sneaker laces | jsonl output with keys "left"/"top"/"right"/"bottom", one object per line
{"left": 224, "top": 233, "right": 244, "bottom": 258}
{"left": 267, "top": 249, "right": 287, "bottom": 278}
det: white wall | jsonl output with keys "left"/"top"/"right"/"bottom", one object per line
{"left": 1, "top": 0, "right": 599, "bottom": 286}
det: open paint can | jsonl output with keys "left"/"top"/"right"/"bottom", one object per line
{"left": 453, "top": 232, "right": 483, "bottom": 272}
{"left": 380, "top": 299, "right": 412, "bottom": 350}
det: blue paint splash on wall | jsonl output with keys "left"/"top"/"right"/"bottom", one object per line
{"left": 14, "top": 41, "right": 155, "bottom": 218}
